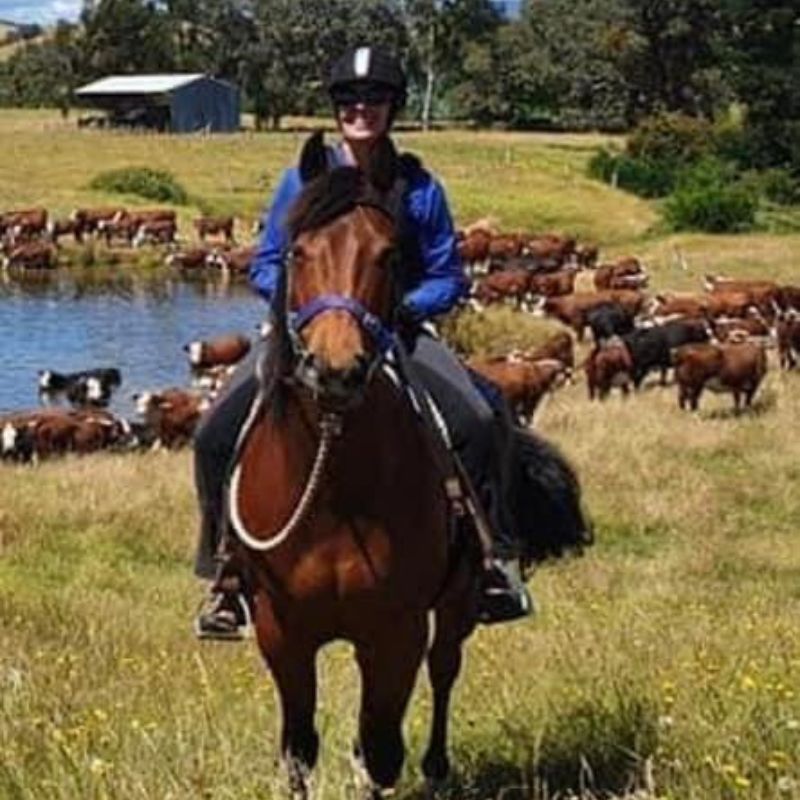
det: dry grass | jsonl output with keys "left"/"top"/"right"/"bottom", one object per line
{"left": 1, "top": 109, "right": 799, "bottom": 799}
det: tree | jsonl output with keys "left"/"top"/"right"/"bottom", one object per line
{"left": 402, "top": 0, "right": 500, "bottom": 128}
{"left": 244, "top": 0, "right": 406, "bottom": 129}
{"left": 718, "top": 0, "right": 800, "bottom": 170}
{"left": 80, "top": 0, "right": 176, "bottom": 76}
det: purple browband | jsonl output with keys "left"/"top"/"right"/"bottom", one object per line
{"left": 291, "top": 294, "right": 395, "bottom": 354}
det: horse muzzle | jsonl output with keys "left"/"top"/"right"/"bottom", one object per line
{"left": 296, "top": 353, "right": 373, "bottom": 409}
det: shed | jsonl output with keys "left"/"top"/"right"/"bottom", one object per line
{"left": 75, "top": 74, "right": 240, "bottom": 133}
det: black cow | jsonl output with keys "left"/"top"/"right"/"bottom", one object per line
{"left": 38, "top": 368, "right": 122, "bottom": 406}
{"left": 623, "top": 318, "right": 711, "bottom": 388}
{"left": 586, "top": 302, "right": 635, "bottom": 343}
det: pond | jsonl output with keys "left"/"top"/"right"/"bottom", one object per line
{"left": 0, "top": 268, "right": 264, "bottom": 418}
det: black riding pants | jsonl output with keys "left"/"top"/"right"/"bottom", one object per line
{"left": 193, "top": 333, "right": 518, "bottom": 580}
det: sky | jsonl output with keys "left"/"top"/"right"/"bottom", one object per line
{"left": 0, "top": 0, "right": 81, "bottom": 25}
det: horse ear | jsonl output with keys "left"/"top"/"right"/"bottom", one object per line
{"left": 365, "top": 136, "right": 399, "bottom": 193}
{"left": 299, "top": 131, "right": 328, "bottom": 183}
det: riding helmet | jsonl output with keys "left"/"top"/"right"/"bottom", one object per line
{"left": 327, "top": 46, "right": 407, "bottom": 111}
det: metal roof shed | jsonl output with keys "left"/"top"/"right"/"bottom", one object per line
{"left": 75, "top": 74, "right": 240, "bottom": 133}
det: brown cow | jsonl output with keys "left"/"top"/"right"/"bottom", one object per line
{"left": 133, "top": 388, "right": 209, "bottom": 448}
{"left": 184, "top": 333, "right": 251, "bottom": 369}
{"left": 528, "top": 267, "right": 578, "bottom": 297}
{"left": 704, "top": 274, "right": 781, "bottom": 319}
{"left": 99, "top": 216, "right": 137, "bottom": 247}
{"left": 132, "top": 219, "right": 177, "bottom": 247}
{"left": 584, "top": 339, "right": 634, "bottom": 400}
{"left": 526, "top": 330, "right": 575, "bottom": 370}
{"left": 457, "top": 230, "right": 492, "bottom": 266}
{"left": 206, "top": 246, "right": 255, "bottom": 275}
{"left": 467, "top": 357, "right": 569, "bottom": 424}
{"left": 471, "top": 268, "right": 531, "bottom": 309}
{"left": 574, "top": 243, "right": 599, "bottom": 268}
{"left": 539, "top": 290, "right": 644, "bottom": 341}
{"left": 712, "top": 312, "right": 771, "bottom": 343}
{"left": 47, "top": 218, "right": 84, "bottom": 245}
{"left": 165, "top": 246, "right": 212, "bottom": 269}
{"left": 594, "top": 258, "right": 648, "bottom": 291}
{"left": 1, "top": 242, "right": 56, "bottom": 270}
{"left": 1, "top": 208, "right": 48, "bottom": 241}
{"left": 776, "top": 285, "right": 800, "bottom": 312}
{"left": 71, "top": 207, "right": 126, "bottom": 234}
{"left": 488, "top": 234, "right": 525, "bottom": 261}
{"left": 525, "top": 234, "right": 576, "bottom": 270}
{"left": 673, "top": 341, "right": 767, "bottom": 412}
{"left": 776, "top": 311, "right": 800, "bottom": 370}
{"left": 194, "top": 215, "right": 235, "bottom": 244}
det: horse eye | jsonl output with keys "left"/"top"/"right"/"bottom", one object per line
{"left": 291, "top": 245, "right": 305, "bottom": 261}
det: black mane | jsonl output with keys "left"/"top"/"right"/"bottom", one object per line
{"left": 287, "top": 166, "right": 393, "bottom": 238}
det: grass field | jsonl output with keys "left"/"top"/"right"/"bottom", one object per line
{"left": 1, "top": 110, "right": 799, "bottom": 799}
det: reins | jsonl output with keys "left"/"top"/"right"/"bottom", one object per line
{"left": 228, "top": 411, "right": 342, "bottom": 553}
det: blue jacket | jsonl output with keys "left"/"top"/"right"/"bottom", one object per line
{"left": 249, "top": 147, "right": 468, "bottom": 320}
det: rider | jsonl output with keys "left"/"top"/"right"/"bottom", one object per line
{"left": 193, "top": 45, "right": 532, "bottom": 640}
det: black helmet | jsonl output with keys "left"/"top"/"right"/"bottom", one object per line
{"left": 327, "top": 46, "right": 407, "bottom": 110}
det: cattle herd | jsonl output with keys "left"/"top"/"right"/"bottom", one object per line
{"left": 0, "top": 334, "right": 251, "bottom": 463}
{"left": 0, "top": 205, "right": 256, "bottom": 273}
{"left": 457, "top": 221, "right": 800, "bottom": 420}
{"left": 1, "top": 213, "right": 799, "bottom": 465}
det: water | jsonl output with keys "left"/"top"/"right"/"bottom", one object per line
{"left": 0, "top": 269, "right": 265, "bottom": 418}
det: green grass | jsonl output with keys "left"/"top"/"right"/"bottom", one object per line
{"left": 1, "top": 109, "right": 800, "bottom": 799}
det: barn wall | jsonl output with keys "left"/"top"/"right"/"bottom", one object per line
{"left": 169, "top": 79, "right": 240, "bottom": 133}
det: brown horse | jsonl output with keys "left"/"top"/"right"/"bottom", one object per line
{"left": 226, "top": 134, "right": 478, "bottom": 797}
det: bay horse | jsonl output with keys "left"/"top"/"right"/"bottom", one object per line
{"left": 226, "top": 133, "right": 478, "bottom": 797}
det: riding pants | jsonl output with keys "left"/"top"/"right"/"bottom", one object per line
{"left": 193, "top": 333, "right": 518, "bottom": 580}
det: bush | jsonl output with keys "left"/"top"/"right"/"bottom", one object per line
{"left": 89, "top": 167, "right": 188, "bottom": 204}
{"left": 665, "top": 165, "right": 757, "bottom": 233}
{"left": 627, "top": 112, "right": 713, "bottom": 164}
{"left": 759, "top": 168, "right": 800, "bottom": 205}
{"left": 588, "top": 148, "right": 675, "bottom": 198}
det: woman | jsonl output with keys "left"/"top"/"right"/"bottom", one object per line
{"left": 193, "top": 46, "right": 531, "bottom": 639}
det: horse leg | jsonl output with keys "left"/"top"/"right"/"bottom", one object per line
{"left": 421, "top": 628, "right": 463, "bottom": 785}
{"left": 265, "top": 647, "right": 319, "bottom": 798}
{"left": 354, "top": 621, "right": 427, "bottom": 794}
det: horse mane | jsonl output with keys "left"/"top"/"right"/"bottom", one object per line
{"left": 287, "top": 167, "right": 365, "bottom": 238}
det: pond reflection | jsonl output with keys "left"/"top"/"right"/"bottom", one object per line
{"left": 0, "top": 268, "right": 263, "bottom": 418}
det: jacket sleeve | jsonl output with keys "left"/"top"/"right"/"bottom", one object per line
{"left": 402, "top": 178, "right": 469, "bottom": 320}
{"left": 249, "top": 168, "right": 303, "bottom": 303}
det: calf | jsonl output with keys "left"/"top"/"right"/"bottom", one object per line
{"left": 674, "top": 341, "right": 767, "bottom": 412}
{"left": 584, "top": 339, "right": 634, "bottom": 399}
{"left": 194, "top": 215, "right": 235, "bottom": 244}
{"left": 184, "top": 333, "right": 251, "bottom": 370}
{"left": 622, "top": 318, "right": 711, "bottom": 387}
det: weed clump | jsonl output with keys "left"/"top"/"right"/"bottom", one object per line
{"left": 89, "top": 167, "right": 188, "bottom": 204}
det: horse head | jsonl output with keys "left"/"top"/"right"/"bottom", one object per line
{"left": 272, "top": 131, "right": 402, "bottom": 410}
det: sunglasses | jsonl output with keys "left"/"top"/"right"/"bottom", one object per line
{"left": 332, "top": 83, "right": 394, "bottom": 108}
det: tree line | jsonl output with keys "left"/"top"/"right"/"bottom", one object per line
{"left": 0, "top": 0, "right": 796, "bottom": 169}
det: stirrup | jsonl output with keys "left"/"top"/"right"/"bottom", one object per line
{"left": 194, "top": 591, "right": 254, "bottom": 641}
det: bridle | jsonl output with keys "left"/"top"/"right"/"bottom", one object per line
{"left": 283, "top": 202, "right": 401, "bottom": 396}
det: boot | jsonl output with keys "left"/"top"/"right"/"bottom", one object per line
{"left": 478, "top": 557, "right": 534, "bottom": 624}
{"left": 194, "top": 589, "right": 253, "bottom": 640}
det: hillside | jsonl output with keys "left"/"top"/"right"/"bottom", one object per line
{"left": 0, "top": 110, "right": 798, "bottom": 800}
